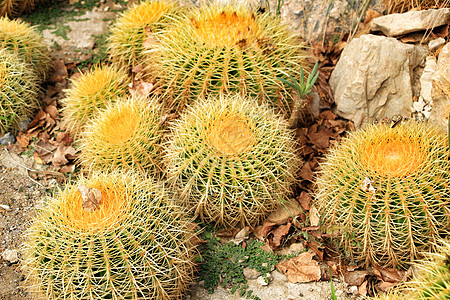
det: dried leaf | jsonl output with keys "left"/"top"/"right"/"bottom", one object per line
{"left": 44, "top": 103, "right": 59, "bottom": 119}
{"left": 49, "top": 59, "right": 68, "bottom": 84}
{"left": 78, "top": 184, "right": 102, "bottom": 212}
{"left": 254, "top": 221, "right": 276, "bottom": 240}
{"left": 309, "top": 207, "right": 320, "bottom": 227}
{"left": 271, "top": 223, "right": 291, "bottom": 248}
{"left": 358, "top": 280, "right": 368, "bottom": 296}
{"left": 308, "top": 128, "right": 333, "bottom": 149}
{"left": 276, "top": 251, "right": 321, "bottom": 283}
{"left": 143, "top": 26, "right": 159, "bottom": 49}
{"left": 59, "top": 164, "right": 75, "bottom": 173}
{"left": 230, "top": 226, "right": 250, "bottom": 245}
{"left": 16, "top": 133, "right": 30, "bottom": 148}
{"left": 267, "top": 198, "right": 303, "bottom": 225}
{"left": 51, "top": 145, "right": 77, "bottom": 167}
{"left": 300, "top": 161, "right": 314, "bottom": 181}
{"left": 343, "top": 270, "right": 368, "bottom": 286}
{"left": 129, "top": 79, "right": 154, "bottom": 98}
{"left": 298, "top": 191, "right": 312, "bottom": 211}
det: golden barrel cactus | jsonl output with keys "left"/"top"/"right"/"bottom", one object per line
{"left": 22, "top": 171, "right": 198, "bottom": 300}
{"left": 147, "top": 3, "right": 309, "bottom": 114}
{"left": 165, "top": 94, "right": 300, "bottom": 228}
{"left": 316, "top": 121, "right": 450, "bottom": 269}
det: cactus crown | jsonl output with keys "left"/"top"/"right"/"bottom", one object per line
{"left": 57, "top": 178, "right": 130, "bottom": 232}
{"left": 99, "top": 103, "right": 139, "bottom": 145}
{"left": 206, "top": 113, "right": 255, "bottom": 156}
{"left": 119, "top": 0, "right": 174, "bottom": 28}
{"left": 360, "top": 128, "right": 427, "bottom": 178}
{"left": 191, "top": 6, "right": 261, "bottom": 47}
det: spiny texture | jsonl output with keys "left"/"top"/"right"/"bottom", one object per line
{"left": 384, "top": 0, "right": 450, "bottom": 13}
{"left": 316, "top": 121, "right": 450, "bottom": 269}
{"left": 108, "top": 0, "right": 179, "bottom": 69}
{"left": 409, "top": 239, "right": 450, "bottom": 300}
{"left": 78, "top": 96, "right": 164, "bottom": 175}
{"left": 60, "top": 65, "right": 130, "bottom": 137}
{"left": 22, "top": 171, "right": 198, "bottom": 300}
{"left": 148, "top": 3, "right": 309, "bottom": 114}
{"left": 165, "top": 94, "right": 300, "bottom": 228}
{"left": 0, "top": 0, "right": 48, "bottom": 16}
{"left": 0, "top": 17, "right": 52, "bottom": 79}
{"left": 0, "top": 48, "right": 40, "bottom": 134}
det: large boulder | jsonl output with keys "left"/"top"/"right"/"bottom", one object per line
{"left": 430, "top": 42, "right": 450, "bottom": 132}
{"left": 330, "top": 34, "right": 427, "bottom": 128}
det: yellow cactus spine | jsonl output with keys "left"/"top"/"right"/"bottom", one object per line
{"left": 148, "top": 3, "right": 309, "bottom": 114}
{"left": 22, "top": 171, "right": 198, "bottom": 300}
{"left": 78, "top": 96, "right": 164, "bottom": 175}
{"left": 165, "top": 93, "right": 300, "bottom": 228}
{"left": 316, "top": 121, "right": 450, "bottom": 269}
{"left": 60, "top": 65, "right": 131, "bottom": 137}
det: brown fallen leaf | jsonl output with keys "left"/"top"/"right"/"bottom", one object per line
{"left": 309, "top": 206, "right": 320, "bottom": 227}
{"left": 34, "top": 140, "right": 57, "bottom": 164}
{"left": 143, "top": 26, "right": 159, "bottom": 49}
{"left": 254, "top": 220, "right": 276, "bottom": 240}
{"left": 343, "top": 269, "right": 368, "bottom": 286}
{"left": 358, "top": 280, "right": 368, "bottom": 296}
{"left": 78, "top": 184, "right": 102, "bottom": 212}
{"left": 230, "top": 226, "right": 250, "bottom": 245}
{"left": 277, "top": 250, "right": 321, "bottom": 283}
{"left": 271, "top": 223, "right": 291, "bottom": 248}
{"left": 298, "top": 191, "right": 312, "bottom": 211}
{"left": 267, "top": 198, "right": 303, "bottom": 225}
{"left": 300, "top": 161, "right": 314, "bottom": 181}
{"left": 59, "top": 164, "right": 75, "bottom": 173}
{"left": 129, "top": 79, "right": 154, "bottom": 98}
{"left": 51, "top": 145, "right": 78, "bottom": 168}
{"left": 16, "top": 133, "right": 30, "bottom": 148}
{"left": 49, "top": 59, "right": 68, "bottom": 84}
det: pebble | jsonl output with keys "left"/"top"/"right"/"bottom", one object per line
{"left": 2, "top": 249, "right": 20, "bottom": 264}
{"left": 429, "top": 37, "right": 446, "bottom": 51}
{"left": 256, "top": 273, "right": 272, "bottom": 286}
{"left": 243, "top": 267, "right": 261, "bottom": 279}
{"left": 0, "top": 133, "right": 15, "bottom": 145}
{"left": 0, "top": 204, "right": 11, "bottom": 211}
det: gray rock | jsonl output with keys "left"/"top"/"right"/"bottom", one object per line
{"left": 330, "top": 34, "right": 427, "bottom": 128}
{"left": 2, "top": 249, "right": 19, "bottom": 264}
{"left": 429, "top": 37, "right": 446, "bottom": 51}
{"left": 371, "top": 8, "right": 450, "bottom": 37}
{"left": 0, "top": 133, "right": 15, "bottom": 145}
{"left": 430, "top": 43, "right": 450, "bottom": 132}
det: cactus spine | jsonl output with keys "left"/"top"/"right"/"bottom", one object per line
{"left": 0, "top": 17, "right": 52, "bottom": 79}
{"left": 22, "top": 171, "right": 198, "bottom": 300}
{"left": 0, "top": 48, "right": 40, "bottom": 134}
{"left": 316, "top": 121, "right": 450, "bottom": 269}
{"left": 165, "top": 94, "right": 300, "bottom": 228}
{"left": 60, "top": 65, "right": 130, "bottom": 137}
{"left": 148, "top": 3, "right": 309, "bottom": 114}
{"left": 108, "top": 0, "right": 179, "bottom": 69}
{"left": 78, "top": 96, "right": 164, "bottom": 175}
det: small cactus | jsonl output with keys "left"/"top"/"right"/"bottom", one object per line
{"left": 78, "top": 96, "right": 164, "bottom": 175}
{"left": 0, "top": 0, "right": 48, "bottom": 16}
{"left": 316, "top": 121, "right": 450, "bottom": 269}
{"left": 147, "top": 3, "right": 309, "bottom": 114}
{"left": 22, "top": 171, "right": 198, "bottom": 300}
{"left": 108, "top": 0, "right": 179, "bottom": 69}
{"left": 60, "top": 65, "right": 131, "bottom": 137}
{"left": 0, "top": 17, "right": 52, "bottom": 79}
{"left": 0, "top": 48, "right": 40, "bottom": 134}
{"left": 165, "top": 94, "right": 300, "bottom": 228}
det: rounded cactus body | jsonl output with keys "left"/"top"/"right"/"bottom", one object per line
{"left": 0, "top": 48, "right": 40, "bottom": 134}
{"left": 108, "top": 0, "right": 179, "bottom": 69}
{"left": 165, "top": 94, "right": 300, "bottom": 228}
{"left": 147, "top": 3, "right": 309, "bottom": 114}
{"left": 23, "top": 171, "right": 198, "bottom": 300}
{"left": 0, "top": 17, "right": 52, "bottom": 79}
{"left": 60, "top": 65, "right": 131, "bottom": 137}
{"left": 78, "top": 96, "right": 164, "bottom": 175}
{"left": 316, "top": 121, "right": 450, "bottom": 269}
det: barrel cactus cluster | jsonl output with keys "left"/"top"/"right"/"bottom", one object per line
{"left": 0, "top": 17, "right": 51, "bottom": 134}
{"left": 316, "top": 121, "right": 450, "bottom": 269}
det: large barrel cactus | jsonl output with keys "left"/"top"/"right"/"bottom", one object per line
{"left": 316, "top": 121, "right": 450, "bottom": 269}
{"left": 78, "top": 96, "right": 164, "bottom": 175}
{"left": 147, "top": 3, "right": 309, "bottom": 114}
{"left": 0, "top": 48, "right": 40, "bottom": 134}
{"left": 108, "top": 0, "right": 179, "bottom": 69}
{"left": 23, "top": 171, "right": 198, "bottom": 300}
{"left": 0, "top": 17, "right": 52, "bottom": 79}
{"left": 60, "top": 65, "right": 130, "bottom": 137}
{"left": 165, "top": 94, "right": 300, "bottom": 228}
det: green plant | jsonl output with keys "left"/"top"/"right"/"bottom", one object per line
{"left": 0, "top": 48, "right": 40, "bottom": 134}
{"left": 278, "top": 61, "right": 319, "bottom": 128}
{"left": 0, "top": 16, "right": 52, "bottom": 80}
{"left": 22, "top": 171, "right": 199, "bottom": 300}
{"left": 199, "top": 233, "right": 281, "bottom": 300}
{"left": 165, "top": 94, "right": 300, "bottom": 228}
{"left": 147, "top": 3, "right": 309, "bottom": 115}
{"left": 316, "top": 121, "right": 450, "bottom": 269}
{"left": 78, "top": 96, "right": 164, "bottom": 176}
{"left": 108, "top": 0, "right": 179, "bottom": 70}
{"left": 60, "top": 64, "right": 131, "bottom": 137}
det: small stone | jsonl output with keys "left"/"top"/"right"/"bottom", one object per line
{"left": 243, "top": 267, "right": 260, "bottom": 279}
{"left": 413, "top": 98, "right": 425, "bottom": 112}
{"left": 0, "top": 133, "right": 15, "bottom": 145}
{"left": 2, "top": 249, "right": 19, "bottom": 264}
{"left": 0, "top": 204, "right": 11, "bottom": 211}
{"left": 429, "top": 37, "right": 446, "bottom": 51}
{"left": 256, "top": 273, "right": 272, "bottom": 286}
{"left": 348, "top": 285, "right": 358, "bottom": 295}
